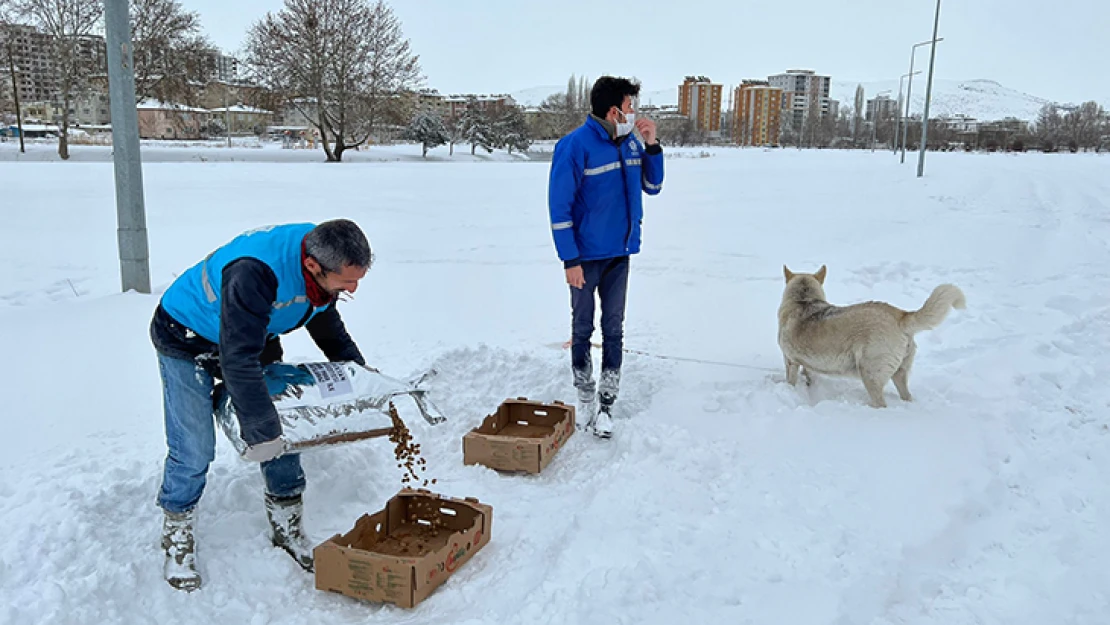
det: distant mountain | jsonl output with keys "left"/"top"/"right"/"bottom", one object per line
{"left": 829, "top": 78, "right": 1052, "bottom": 122}
{"left": 512, "top": 78, "right": 1059, "bottom": 122}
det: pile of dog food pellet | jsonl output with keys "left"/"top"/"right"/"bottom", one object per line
{"left": 388, "top": 401, "right": 436, "bottom": 488}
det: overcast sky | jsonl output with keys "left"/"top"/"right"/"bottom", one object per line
{"left": 187, "top": 0, "right": 1109, "bottom": 106}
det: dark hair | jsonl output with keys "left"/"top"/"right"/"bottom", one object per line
{"left": 304, "top": 219, "right": 372, "bottom": 273}
{"left": 590, "top": 76, "right": 641, "bottom": 118}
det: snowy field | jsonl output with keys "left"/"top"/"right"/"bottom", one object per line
{"left": 1, "top": 142, "right": 1108, "bottom": 624}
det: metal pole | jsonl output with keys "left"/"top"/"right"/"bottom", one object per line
{"left": 901, "top": 38, "right": 942, "bottom": 163}
{"left": 895, "top": 76, "right": 903, "bottom": 154}
{"left": 6, "top": 41, "right": 24, "bottom": 153}
{"left": 104, "top": 0, "right": 151, "bottom": 294}
{"left": 896, "top": 70, "right": 921, "bottom": 155}
{"left": 901, "top": 50, "right": 917, "bottom": 163}
{"left": 917, "top": 0, "right": 942, "bottom": 178}
{"left": 225, "top": 84, "right": 230, "bottom": 148}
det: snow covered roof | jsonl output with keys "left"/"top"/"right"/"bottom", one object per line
{"left": 7, "top": 123, "right": 58, "bottom": 132}
{"left": 208, "top": 105, "right": 273, "bottom": 114}
{"left": 136, "top": 99, "right": 210, "bottom": 113}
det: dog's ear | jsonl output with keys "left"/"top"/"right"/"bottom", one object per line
{"left": 815, "top": 265, "right": 827, "bottom": 284}
{"left": 783, "top": 265, "right": 794, "bottom": 282}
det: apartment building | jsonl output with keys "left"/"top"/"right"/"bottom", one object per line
{"left": 768, "top": 69, "right": 832, "bottom": 129}
{"left": 733, "top": 80, "right": 783, "bottom": 146}
{"left": 678, "top": 76, "right": 723, "bottom": 135}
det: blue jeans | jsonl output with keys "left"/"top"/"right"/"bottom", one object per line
{"left": 570, "top": 256, "right": 630, "bottom": 376}
{"left": 156, "top": 353, "right": 305, "bottom": 514}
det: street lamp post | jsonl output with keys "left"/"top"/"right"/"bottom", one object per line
{"left": 894, "top": 70, "right": 921, "bottom": 154}
{"left": 901, "top": 36, "right": 944, "bottom": 163}
{"left": 917, "top": 0, "right": 943, "bottom": 178}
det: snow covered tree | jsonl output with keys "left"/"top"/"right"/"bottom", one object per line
{"left": 130, "top": 0, "right": 216, "bottom": 106}
{"left": 403, "top": 109, "right": 448, "bottom": 158}
{"left": 493, "top": 105, "right": 530, "bottom": 154}
{"left": 459, "top": 99, "right": 494, "bottom": 155}
{"left": 245, "top": 0, "right": 422, "bottom": 162}
{"left": 444, "top": 113, "right": 464, "bottom": 155}
{"left": 15, "top": 0, "right": 103, "bottom": 160}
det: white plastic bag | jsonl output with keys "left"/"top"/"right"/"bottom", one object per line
{"left": 214, "top": 361, "right": 445, "bottom": 458}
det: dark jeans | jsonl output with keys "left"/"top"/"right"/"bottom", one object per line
{"left": 570, "top": 256, "right": 630, "bottom": 382}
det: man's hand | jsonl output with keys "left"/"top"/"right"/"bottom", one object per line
{"left": 243, "top": 437, "right": 286, "bottom": 462}
{"left": 635, "top": 117, "right": 658, "bottom": 145}
{"left": 565, "top": 265, "right": 585, "bottom": 289}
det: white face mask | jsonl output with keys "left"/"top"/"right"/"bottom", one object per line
{"left": 615, "top": 111, "right": 636, "bottom": 136}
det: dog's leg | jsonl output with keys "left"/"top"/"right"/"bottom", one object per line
{"left": 892, "top": 339, "right": 916, "bottom": 402}
{"left": 802, "top": 366, "right": 814, "bottom": 387}
{"left": 859, "top": 350, "right": 900, "bottom": 408}
{"left": 784, "top": 356, "right": 800, "bottom": 386}
{"left": 861, "top": 373, "right": 889, "bottom": 408}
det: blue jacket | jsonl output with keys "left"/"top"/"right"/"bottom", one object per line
{"left": 548, "top": 116, "right": 664, "bottom": 264}
{"left": 155, "top": 223, "right": 364, "bottom": 445}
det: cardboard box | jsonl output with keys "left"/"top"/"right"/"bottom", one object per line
{"left": 462, "top": 398, "right": 575, "bottom": 474}
{"left": 313, "top": 489, "right": 493, "bottom": 608}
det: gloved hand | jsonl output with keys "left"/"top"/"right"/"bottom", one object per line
{"left": 243, "top": 437, "right": 286, "bottom": 462}
{"left": 263, "top": 364, "right": 316, "bottom": 396}
{"left": 359, "top": 363, "right": 380, "bottom": 374}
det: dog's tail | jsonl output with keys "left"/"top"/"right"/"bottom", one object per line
{"left": 900, "top": 284, "right": 966, "bottom": 334}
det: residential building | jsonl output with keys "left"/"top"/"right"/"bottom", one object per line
{"left": 678, "top": 76, "right": 723, "bottom": 135}
{"left": 0, "top": 24, "right": 106, "bottom": 119}
{"left": 938, "top": 114, "right": 979, "bottom": 134}
{"left": 136, "top": 99, "right": 209, "bottom": 139}
{"left": 733, "top": 80, "right": 783, "bottom": 146}
{"left": 768, "top": 69, "right": 832, "bottom": 130}
{"left": 442, "top": 94, "right": 517, "bottom": 120}
{"left": 201, "top": 52, "right": 239, "bottom": 83}
{"left": 865, "top": 95, "right": 899, "bottom": 122}
{"left": 208, "top": 104, "right": 274, "bottom": 134}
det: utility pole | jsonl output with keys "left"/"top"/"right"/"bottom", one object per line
{"left": 917, "top": 0, "right": 943, "bottom": 178}
{"left": 6, "top": 38, "right": 24, "bottom": 153}
{"left": 104, "top": 0, "right": 151, "bottom": 294}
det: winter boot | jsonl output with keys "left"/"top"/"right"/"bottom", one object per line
{"left": 590, "top": 404, "right": 614, "bottom": 439}
{"left": 265, "top": 494, "right": 314, "bottom": 572}
{"left": 573, "top": 362, "right": 597, "bottom": 431}
{"left": 162, "top": 509, "right": 201, "bottom": 592}
{"left": 598, "top": 369, "right": 621, "bottom": 412}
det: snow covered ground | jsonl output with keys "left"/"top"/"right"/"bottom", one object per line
{"left": 1, "top": 142, "right": 1108, "bottom": 624}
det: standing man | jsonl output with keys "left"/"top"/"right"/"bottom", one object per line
{"left": 149, "top": 219, "right": 372, "bottom": 591}
{"left": 547, "top": 76, "right": 664, "bottom": 439}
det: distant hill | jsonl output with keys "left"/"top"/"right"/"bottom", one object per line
{"left": 512, "top": 78, "right": 1062, "bottom": 122}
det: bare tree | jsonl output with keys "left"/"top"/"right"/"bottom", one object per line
{"left": 130, "top": 0, "right": 216, "bottom": 106}
{"left": 244, "top": 0, "right": 422, "bottom": 162}
{"left": 852, "top": 84, "right": 864, "bottom": 140}
{"left": 15, "top": 0, "right": 103, "bottom": 160}
{"left": 1035, "top": 103, "right": 1063, "bottom": 151}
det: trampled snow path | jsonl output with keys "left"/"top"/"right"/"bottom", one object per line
{"left": 1, "top": 145, "right": 1108, "bottom": 624}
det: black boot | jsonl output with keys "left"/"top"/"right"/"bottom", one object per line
{"left": 162, "top": 509, "right": 201, "bottom": 591}
{"left": 264, "top": 494, "right": 314, "bottom": 571}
